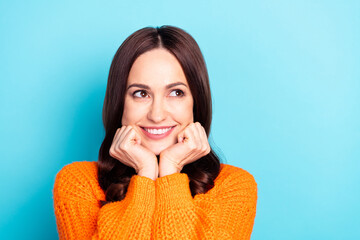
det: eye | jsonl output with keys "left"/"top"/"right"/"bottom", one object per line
{"left": 169, "top": 89, "right": 184, "bottom": 97}
{"left": 133, "top": 90, "right": 149, "bottom": 98}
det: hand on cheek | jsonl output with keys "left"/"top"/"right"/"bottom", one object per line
{"left": 158, "top": 122, "right": 211, "bottom": 177}
{"left": 109, "top": 125, "right": 158, "bottom": 180}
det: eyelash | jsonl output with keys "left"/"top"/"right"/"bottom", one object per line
{"left": 132, "top": 89, "right": 185, "bottom": 98}
{"left": 169, "top": 89, "right": 185, "bottom": 97}
{"left": 133, "top": 90, "right": 149, "bottom": 98}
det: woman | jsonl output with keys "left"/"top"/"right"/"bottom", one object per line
{"left": 53, "top": 25, "right": 257, "bottom": 240}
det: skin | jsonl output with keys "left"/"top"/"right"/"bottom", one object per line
{"left": 109, "top": 48, "right": 211, "bottom": 180}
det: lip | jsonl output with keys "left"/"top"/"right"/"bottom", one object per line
{"left": 140, "top": 125, "right": 176, "bottom": 140}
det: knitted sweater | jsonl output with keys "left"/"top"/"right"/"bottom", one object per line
{"left": 53, "top": 161, "right": 257, "bottom": 240}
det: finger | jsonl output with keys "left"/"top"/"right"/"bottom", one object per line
{"left": 124, "top": 127, "right": 140, "bottom": 145}
{"left": 177, "top": 127, "right": 186, "bottom": 143}
{"left": 118, "top": 125, "right": 133, "bottom": 145}
{"left": 119, "top": 127, "right": 136, "bottom": 150}
{"left": 194, "top": 122, "right": 204, "bottom": 141}
{"left": 198, "top": 125, "right": 211, "bottom": 154}
{"left": 190, "top": 123, "right": 209, "bottom": 159}
{"left": 183, "top": 124, "right": 198, "bottom": 150}
{"left": 112, "top": 126, "right": 128, "bottom": 153}
{"left": 112, "top": 127, "right": 123, "bottom": 143}
{"left": 188, "top": 123, "right": 202, "bottom": 149}
{"left": 125, "top": 128, "right": 145, "bottom": 152}
{"left": 110, "top": 128, "right": 123, "bottom": 154}
{"left": 130, "top": 125, "right": 143, "bottom": 144}
{"left": 118, "top": 125, "right": 127, "bottom": 136}
{"left": 180, "top": 122, "right": 193, "bottom": 142}
{"left": 179, "top": 124, "right": 191, "bottom": 143}
{"left": 112, "top": 125, "right": 126, "bottom": 145}
{"left": 195, "top": 122, "right": 208, "bottom": 142}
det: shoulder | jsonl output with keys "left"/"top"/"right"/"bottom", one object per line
{"left": 214, "top": 163, "right": 257, "bottom": 193}
{"left": 53, "top": 161, "right": 104, "bottom": 202}
{"left": 218, "top": 163, "right": 256, "bottom": 184}
{"left": 54, "top": 161, "right": 98, "bottom": 185}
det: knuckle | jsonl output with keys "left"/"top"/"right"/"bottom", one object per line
{"left": 109, "top": 149, "right": 114, "bottom": 157}
{"left": 187, "top": 143, "right": 196, "bottom": 150}
{"left": 205, "top": 147, "right": 211, "bottom": 154}
{"left": 109, "top": 148, "right": 119, "bottom": 158}
{"left": 116, "top": 128, "right": 122, "bottom": 135}
{"left": 190, "top": 144, "right": 198, "bottom": 151}
{"left": 119, "top": 142, "right": 127, "bottom": 151}
{"left": 202, "top": 127, "right": 207, "bottom": 133}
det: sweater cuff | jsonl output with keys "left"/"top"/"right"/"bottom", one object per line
{"left": 122, "top": 174, "right": 155, "bottom": 210}
{"left": 155, "top": 173, "right": 193, "bottom": 209}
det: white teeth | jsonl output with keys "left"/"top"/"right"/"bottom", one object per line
{"left": 144, "top": 127, "right": 172, "bottom": 135}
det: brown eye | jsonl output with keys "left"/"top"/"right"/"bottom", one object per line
{"left": 169, "top": 89, "right": 184, "bottom": 97}
{"left": 133, "top": 90, "right": 149, "bottom": 98}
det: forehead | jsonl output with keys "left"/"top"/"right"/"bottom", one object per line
{"left": 127, "top": 48, "right": 188, "bottom": 87}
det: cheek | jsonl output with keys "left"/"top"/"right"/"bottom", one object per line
{"left": 121, "top": 99, "right": 142, "bottom": 125}
{"left": 170, "top": 99, "right": 194, "bottom": 123}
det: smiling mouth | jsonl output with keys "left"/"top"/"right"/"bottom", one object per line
{"left": 140, "top": 126, "right": 176, "bottom": 139}
{"left": 142, "top": 126, "right": 173, "bottom": 135}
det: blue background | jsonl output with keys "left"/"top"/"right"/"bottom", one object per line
{"left": 1, "top": 0, "right": 359, "bottom": 239}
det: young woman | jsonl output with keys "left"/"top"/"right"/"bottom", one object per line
{"left": 53, "top": 25, "right": 257, "bottom": 240}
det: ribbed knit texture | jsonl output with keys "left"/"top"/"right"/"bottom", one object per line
{"left": 53, "top": 161, "right": 257, "bottom": 240}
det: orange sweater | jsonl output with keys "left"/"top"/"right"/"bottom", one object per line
{"left": 53, "top": 161, "right": 257, "bottom": 240}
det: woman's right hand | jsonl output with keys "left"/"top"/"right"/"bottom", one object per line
{"left": 109, "top": 125, "right": 158, "bottom": 180}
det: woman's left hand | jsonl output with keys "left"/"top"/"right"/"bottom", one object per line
{"left": 158, "top": 122, "right": 211, "bottom": 177}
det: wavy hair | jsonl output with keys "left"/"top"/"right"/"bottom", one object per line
{"left": 98, "top": 25, "right": 221, "bottom": 205}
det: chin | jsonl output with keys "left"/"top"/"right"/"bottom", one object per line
{"left": 146, "top": 143, "right": 172, "bottom": 156}
{"left": 149, "top": 147, "right": 165, "bottom": 156}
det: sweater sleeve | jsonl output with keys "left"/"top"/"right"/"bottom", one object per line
{"left": 53, "top": 162, "right": 155, "bottom": 240}
{"left": 153, "top": 169, "right": 257, "bottom": 240}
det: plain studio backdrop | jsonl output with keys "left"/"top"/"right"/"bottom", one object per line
{"left": 0, "top": 0, "right": 359, "bottom": 239}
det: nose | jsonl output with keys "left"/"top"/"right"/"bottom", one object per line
{"left": 147, "top": 97, "right": 167, "bottom": 123}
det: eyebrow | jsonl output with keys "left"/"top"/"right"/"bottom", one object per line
{"left": 127, "top": 82, "right": 188, "bottom": 90}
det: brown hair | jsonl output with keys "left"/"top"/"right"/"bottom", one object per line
{"left": 98, "top": 25, "right": 221, "bottom": 205}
